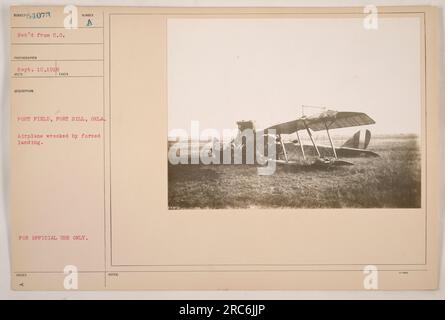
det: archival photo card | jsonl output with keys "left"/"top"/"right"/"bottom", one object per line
{"left": 10, "top": 6, "right": 438, "bottom": 290}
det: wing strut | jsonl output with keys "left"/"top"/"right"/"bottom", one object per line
{"left": 324, "top": 122, "right": 338, "bottom": 159}
{"left": 295, "top": 130, "right": 306, "bottom": 160}
{"left": 304, "top": 121, "right": 321, "bottom": 157}
{"left": 278, "top": 134, "right": 289, "bottom": 163}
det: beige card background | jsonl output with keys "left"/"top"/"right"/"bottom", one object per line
{"left": 9, "top": 5, "right": 439, "bottom": 291}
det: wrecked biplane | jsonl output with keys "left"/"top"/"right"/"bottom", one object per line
{"left": 231, "top": 109, "right": 379, "bottom": 166}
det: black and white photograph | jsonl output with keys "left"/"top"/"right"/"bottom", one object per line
{"left": 167, "top": 17, "right": 422, "bottom": 209}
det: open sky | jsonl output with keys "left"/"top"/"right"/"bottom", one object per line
{"left": 168, "top": 17, "right": 421, "bottom": 137}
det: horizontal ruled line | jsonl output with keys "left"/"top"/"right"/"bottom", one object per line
{"left": 12, "top": 75, "right": 103, "bottom": 78}
{"left": 11, "top": 59, "right": 104, "bottom": 62}
{"left": 14, "top": 269, "right": 429, "bottom": 273}
{"left": 12, "top": 43, "right": 103, "bottom": 45}
{"left": 11, "top": 26, "right": 103, "bottom": 29}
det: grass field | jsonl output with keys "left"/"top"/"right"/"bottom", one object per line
{"left": 168, "top": 135, "right": 421, "bottom": 209}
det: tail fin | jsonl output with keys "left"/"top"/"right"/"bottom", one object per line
{"left": 342, "top": 129, "right": 371, "bottom": 149}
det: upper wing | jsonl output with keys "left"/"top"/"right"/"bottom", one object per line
{"left": 264, "top": 118, "right": 306, "bottom": 135}
{"left": 265, "top": 110, "right": 375, "bottom": 134}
